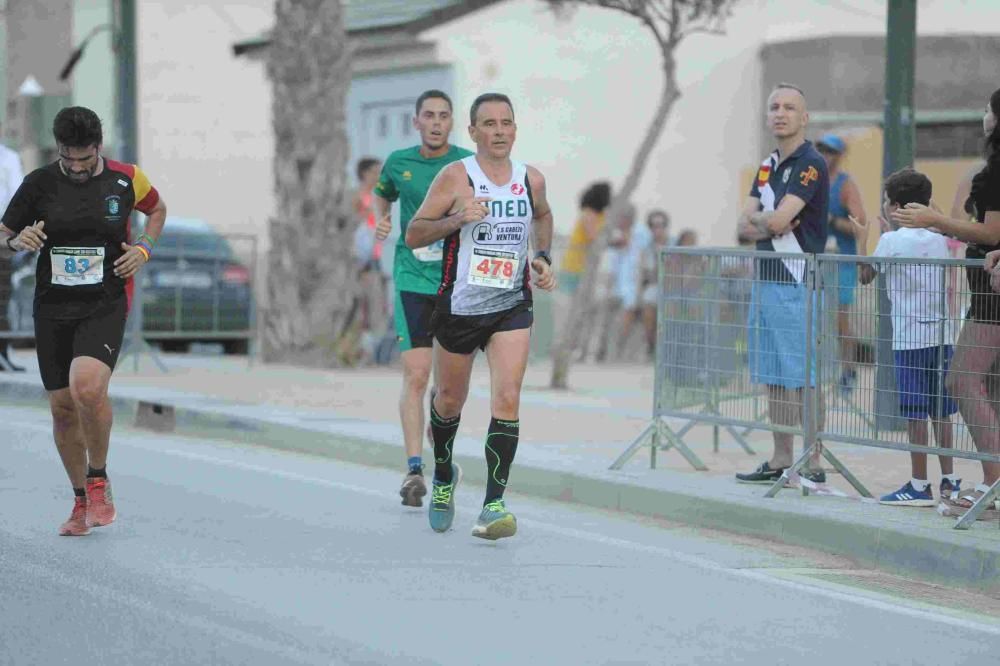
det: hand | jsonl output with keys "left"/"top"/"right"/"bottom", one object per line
{"left": 986, "top": 249, "right": 1000, "bottom": 273}
{"left": 847, "top": 214, "right": 866, "bottom": 232}
{"left": 12, "top": 220, "right": 45, "bottom": 251}
{"left": 113, "top": 241, "right": 148, "bottom": 278}
{"left": 531, "top": 258, "right": 556, "bottom": 291}
{"left": 891, "top": 202, "right": 938, "bottom": 229}
{"left": 877, "top": 215, "right": 891, "bottom": 234}
{"left": 452, "top": 196, "right": 491, "bottom": 225}
{"left": 374, "top": 212, "right": 392, "bottom": 241}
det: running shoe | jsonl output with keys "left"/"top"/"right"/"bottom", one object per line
{"left": 85, "top": 477, "right": 116, "bottom": 527}
{"left": 429, "top": 462, "right": 461, "bottom": 533}
{"left": 939, "top": 477, "right": 962, "bottom": 502}
{"left": 735, "top": 461, "right": 786, "bottom": 484}
{"left": 472, "top": 499, "right": 517, "bottom": 541}
{"left": 59, "top": 497, "right": 90, "bottom": 536}
{"left": 400, "top": 469, "right": 427, "bottom": 507}
{"left": 879, "top": 481, "right": 935, "bottom": 507}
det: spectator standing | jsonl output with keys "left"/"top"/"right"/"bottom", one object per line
{"left": 735, "top": 83, "right": 829, "bottom": 486}
{"left": 0, "top": 130, "right": 24, "bottom": 371}
{"left": 816, "top": 133, "right": 867, "bottom": 396}
{"left": 860, "top": 169, "right": 960, "bottom": 507}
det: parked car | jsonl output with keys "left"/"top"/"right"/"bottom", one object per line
{"left": 6, "top": 217, "right": 255, "bottom": 355}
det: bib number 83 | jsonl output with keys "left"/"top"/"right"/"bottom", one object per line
{"left": 64, "top": 258, "right": 91, "bottom": 274}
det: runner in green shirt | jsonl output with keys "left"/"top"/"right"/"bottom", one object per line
{"left": 373, "top": 89, "right": 473, "bottom": 507}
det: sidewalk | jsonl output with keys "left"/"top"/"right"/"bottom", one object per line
{"left": 2, "top": 349, "right": 999, "bottom": 592}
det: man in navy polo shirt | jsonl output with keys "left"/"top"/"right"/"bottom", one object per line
{"left": 736, "top": 83, "right": 829, "bottom": 485}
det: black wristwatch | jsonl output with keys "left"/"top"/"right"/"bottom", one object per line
{"left": 533, "top": 250, "right": 552, "bottom": 266}
{"left": 5, "top": 237, "right": 15, "bottom": 252}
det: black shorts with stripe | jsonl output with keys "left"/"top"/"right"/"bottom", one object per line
{"left": 430, "top": 300, "right": 533, "bottom": 355}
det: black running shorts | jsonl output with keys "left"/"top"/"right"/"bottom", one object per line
{"left": 431, "top": 300, "right": 533, "bottom": 355}
{"left": 35, "top": 295, "right": 128, "bottom": 391}
{"left": 394, "top": 290, "right": 436, "bottom": 352}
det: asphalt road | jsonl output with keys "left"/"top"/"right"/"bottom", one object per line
{"left": 1, "top": 404, "right": 997, "bottom": 666}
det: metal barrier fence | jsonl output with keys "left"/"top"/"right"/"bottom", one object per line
{"left": 613, "top": 247, "right": 1000, "bottom": 529}
{"left": 0, "top": 230, "right": 258, "bottom": 370}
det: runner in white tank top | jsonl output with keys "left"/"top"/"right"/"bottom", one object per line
{"left": 441, "top": 154, "right": 533, "bottom": 316}
{"left": 405, "top": 93, "right": 556, "bottom": 541}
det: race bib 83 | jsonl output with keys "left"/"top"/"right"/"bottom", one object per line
{"left": 50, "top": 246, "right": 105, "bottom": 286}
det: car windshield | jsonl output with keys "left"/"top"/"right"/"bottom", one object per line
{"left": 139, "top": 223, "right": 235, "bottom": 259}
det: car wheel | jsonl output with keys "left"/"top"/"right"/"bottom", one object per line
{"left": 223, "top": 339, "right": 249, "bottom": 356}
{"left": 159, "top": 340, "right": 190, "bottom": 353}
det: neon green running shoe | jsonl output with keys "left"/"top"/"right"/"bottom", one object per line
{"left": 471, "top": 499, "right": 517, "bottom": 540}
{"left": 429, "top": 462, "right": 462, "bottom": 533}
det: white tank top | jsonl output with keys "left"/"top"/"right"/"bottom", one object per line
{"left": 439, "top": 156, "right": 534, "bottom": 315}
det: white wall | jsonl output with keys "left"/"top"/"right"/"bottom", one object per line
{"left": 138, "top": 1, "right": 274, "bottom": 240}
{"left": 424, "top": 0, "right": 1000, "bottom": 247}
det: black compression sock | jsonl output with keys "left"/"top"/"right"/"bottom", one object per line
{"left": 73, "top": 487, "right": 86, "bottom": 498}
{"left": 430, "top": 402, "right": 460, "bottom": 484}
{"left": 87, "top": 466, "right": 107, "bottom": 479}
{"left": 484, "top": 417, "right": 519, "bottom": 504}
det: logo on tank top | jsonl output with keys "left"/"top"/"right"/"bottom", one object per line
{"left": 511, "top": 182, "right": 524, "bottom": 195}
{"left": 473, "top": 221, "right": 525, "bottom": 245}
{"left": 478, "top": 183, "right": 490, "bottom": 194}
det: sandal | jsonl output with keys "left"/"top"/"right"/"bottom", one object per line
{"left": 938, "top": 486, "right": 1000, "bottom": 521}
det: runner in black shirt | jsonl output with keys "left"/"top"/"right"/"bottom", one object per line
{"left": 0, "top": 106, "right": 166, "bottom": 536}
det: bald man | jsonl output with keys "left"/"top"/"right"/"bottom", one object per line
{"left": 736, "top": 83, "right": 830, "bottom": 486}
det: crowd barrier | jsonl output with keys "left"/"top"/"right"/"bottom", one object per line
{"left": 612, "top": 247, "right": 1000, "bottom": 529}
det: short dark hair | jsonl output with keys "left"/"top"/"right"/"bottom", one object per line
{"left": 416, "top": 89, "right": 453, "bottom": 115}
{"left": 470, "top": 92, "right": 514, "bottom": 126}
{"left": 646, "top": 209, "right": 670, "bottom": 228}
{"left": 884, "top": 168, "right": 932, "bottom": 207}
{"left": 53, "top": 106, "right": 102, "bottom": 148}
{"left": 579, "top": 181, "right": 611, "bottom": 212}
{"left": 356, "top": 157, "right": 380, "bottom": 181}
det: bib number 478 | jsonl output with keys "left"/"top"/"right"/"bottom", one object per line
{"left": 476, "top": 258, "right": 513, "bottom": 279}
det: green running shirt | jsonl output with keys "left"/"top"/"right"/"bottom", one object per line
{"left": 375, "top": 144, "right": 473, "bottom": 294}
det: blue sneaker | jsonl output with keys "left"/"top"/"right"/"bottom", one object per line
{"left": 471, "top": 498, "right": 517, "bottom": 540}
{"left": 940, "top": 477, "right": 962, "bottom": 502}
{"left": 429, "top": 462, "right": 461, "bottom": 533}
{"left": 879, "top": 481, "right": 934, "bottom": 507}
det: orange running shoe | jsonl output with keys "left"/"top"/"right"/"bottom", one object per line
{"left": 59, "top": 497, "right": 90, "bottom": 536}
{"left": 85, "top": 477, "right": 116, "bottom": 527}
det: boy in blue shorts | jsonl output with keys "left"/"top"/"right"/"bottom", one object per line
{"left": 860, "top": 169, "right": 961, "bottom": 505}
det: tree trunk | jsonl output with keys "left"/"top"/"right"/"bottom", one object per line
{"left": 550, "top": 52, "right": 681, "bottom": 388}
{"left": 263, "top": 0, "right": 355, "bottom": 365}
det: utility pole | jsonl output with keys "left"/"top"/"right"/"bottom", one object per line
{"left": 883, "top": 0, "right": 916, "bottom": 177}
{"left": 875, "top": 0, "right": 917, "bottom": 430}
{"left": 114, "top": 0, "right": 164, "bottom": 371}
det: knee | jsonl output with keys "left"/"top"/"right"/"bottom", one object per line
{"left": 434, "top": 384, "right": 465, "bottom": 416}
{"left": 70, "top": 377, "right": 107, "bottom": 412}
{"left": 402, "top": 365, "right": 430, "bottom": 396}
{"left": 492, "top": 386, "right": 520, "bottom": 418}
{"left": 945, "top": 369, "right": 976, "bottom": 398}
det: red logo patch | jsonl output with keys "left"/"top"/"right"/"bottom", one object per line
{"left": 511, "top": 183, "right": 525, "bottom": 195}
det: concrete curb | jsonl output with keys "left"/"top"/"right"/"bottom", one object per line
{"left": 4, "top": 377, "right": 998, "bottom": 593}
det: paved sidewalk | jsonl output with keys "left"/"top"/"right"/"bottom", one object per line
{"left": 2, "top": 349, "right": 999, "bottom": 592}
